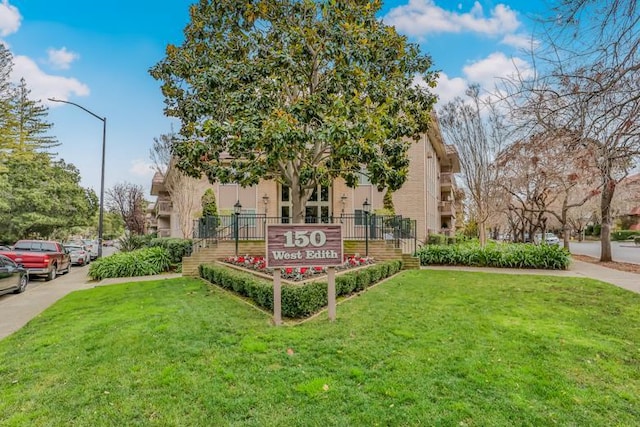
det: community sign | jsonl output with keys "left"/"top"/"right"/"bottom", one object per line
{"left": 266, "top": 224, "right": 343, "bottom": 268}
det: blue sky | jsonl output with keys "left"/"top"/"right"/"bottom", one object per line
{"left": 0, "top": 0, "right": 543, "bottom": 197}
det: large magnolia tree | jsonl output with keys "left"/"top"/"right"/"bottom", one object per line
{"left": 150, "top": 0, "right": 437, "bottom": 223}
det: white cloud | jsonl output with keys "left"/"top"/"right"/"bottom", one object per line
{"left": 0, "top": 0, "right": 21, "bottom": 37}
{"left": 432, "top": 72, "right": 468, "bottom": 105}
{"left": 129, "top": 159, "right": 154, "bottom": 177}
{"left": 462, "top": 52, "right": 532, "bottom": 88}
{"left": 47, "top": 47, "right": 79, "bottom": 70}
{"left": 501, "top": 33, "right": 538, "bottom": 50}
{"left": 383, "top": 0, "right": 520, "bottom": 38}
{"left": 424, "top": 52, "right": 533, "bottom": 106}
{"left": 12, "top": 55, "right": 90, "bottom": 103}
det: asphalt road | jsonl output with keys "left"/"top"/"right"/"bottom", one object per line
{"left": 569, "top": 241, "right": 640, "bottom": 265}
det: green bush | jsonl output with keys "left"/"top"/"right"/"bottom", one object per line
{"left": 417, "top": 242, "right": 571, "bottom": 270}
{"left": 200, "top": 260, "right": 402, "bottom": 318}
{"left": 611, "top": 230, "right": 639, "bottom": 241}
{"left": 117, "top": 234, "right": 154, "bottom": 252}
{"left": 149, "top": 237, "right": 192, "bottom": 264}
{"left": 88, "top": 247, "right": 172, "bottom": 280}
{"left": 426, "top": 234, "right": 446, "bottom": 245}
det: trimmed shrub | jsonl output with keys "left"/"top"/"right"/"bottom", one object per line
{"left": 611, "top": 230, "right": 639, "bottom": 241}
{"left": 88, "top": 247, "right": 172, "bottom": 280}
{"left": 200, "top": 260, "right": 401, "bottom": 318}
{"left": 417, "top": 242, "right": 571, "bottom": 270}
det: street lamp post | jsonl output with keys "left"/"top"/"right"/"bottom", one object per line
{"left": 49, "top": 98, "right": 106, "bottom": 258}
{"left": 234, "top": 200, "right": 242, "bottom": 256}
{"left": 363, "top": 198, "right": 371, "bottom": 257}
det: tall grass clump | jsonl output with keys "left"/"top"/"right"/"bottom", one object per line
{"left": 418, "top": 242, "right": 570, "bottom": 270}
{"left": 88, "top": 247, "right": 172, "bottom": 280}
{"left": 149, "top": 237, "right": 192, "bottom": 264}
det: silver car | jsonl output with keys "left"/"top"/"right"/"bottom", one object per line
{"left": 82, "top": 240, "right": 99, "bottom": 260}
{"left": 534, "top": 233, "right": 560, "bottom": 245}
{"left": 64, "top": 244, "right": 91, "bottom": 266}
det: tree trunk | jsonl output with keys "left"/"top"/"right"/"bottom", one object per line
{"left": 478, "top": 219, "right": 487, "bottom": 246}
{"left": 561, "top": 200, "right": 570, "bottom": 250}
{"left": 599, "top": 176, "right": 616, "bottom": 262}
{"left": 289, "top": 176, "right": 312, "bottom": 224}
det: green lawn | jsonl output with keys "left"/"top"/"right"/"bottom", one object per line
{"left": 1, "top": 271, "right": 639, "bottom": 426}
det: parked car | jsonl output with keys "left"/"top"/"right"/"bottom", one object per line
{"left": 64, "top": 244, "right": 91, "bottom": 266}
{"left": 534, "top": 232, "right": 560, "bottom": 245}
{"left": 82, "top": 239, "right": 99, "bottom": 260}
{"left": 0, "top": 254, "right": 29, "bottom": 295}
{"left": 0, "top": 240, "right": 71, "bottom": 281}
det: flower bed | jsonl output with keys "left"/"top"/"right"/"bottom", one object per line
{"left": 222, "top": 254, "right": 374, "bottom": 282}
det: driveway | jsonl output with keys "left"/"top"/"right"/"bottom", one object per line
{"left": 569, "top": 241, "right": 640, "bottom": 265}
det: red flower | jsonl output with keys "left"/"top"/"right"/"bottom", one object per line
{"left": 300, "top": 267, "right": 307, "bottom": 274}
{"left": 285, "top": 267, "right": 293, "bottom": 274}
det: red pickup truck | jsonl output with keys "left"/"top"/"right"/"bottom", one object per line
{"left": 0, "top": 240, "right": 71, "bottom": 281}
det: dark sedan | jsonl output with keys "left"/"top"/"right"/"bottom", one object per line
{"left": 0, "top": 254, "right": 28, "bottom": 296}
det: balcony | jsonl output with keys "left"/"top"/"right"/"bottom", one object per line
{"left": 440, "top": 172, "right": 455, "bottom": 191}
{"left": 150, "top": 171, "right": 166, "bottom": 196}
{"left": 157, "top": 228, "right": 171, "bottom": 238}
{"left": 438, "top": 200, "right": 456, "bottom": 218}
{"left": 155, "top": 201, "right": 172, "bottom": 217}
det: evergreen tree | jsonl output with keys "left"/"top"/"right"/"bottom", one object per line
{"left": 9, "top": 78, "right": 60, "bottom": 159}
{"left": 0, "top": 45, "right": 16, "bottom": 171}
{"left": 0, "top": 153, "right": 98, "bottom": 241}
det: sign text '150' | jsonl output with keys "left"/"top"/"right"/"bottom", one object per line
{"left": 282, "top": 230, "right": 327, "bottom": 248}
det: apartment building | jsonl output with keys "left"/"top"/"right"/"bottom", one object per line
{"left": 149, "top": 118, "right": 460, "bottom": 244}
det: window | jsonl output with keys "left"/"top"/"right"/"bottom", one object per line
{"left": 358, "top": 169, "right": 371, "bottom": 185}
{"left": 281, "top": 184, "right": 331, "bottom": 223}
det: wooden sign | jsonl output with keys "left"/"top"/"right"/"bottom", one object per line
{"left": 266, "top": 224, "right": 343, "bottom": 268}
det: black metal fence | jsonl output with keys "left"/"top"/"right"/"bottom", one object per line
{"left": 193, "top": 214, "right": 417, "bottom": 253}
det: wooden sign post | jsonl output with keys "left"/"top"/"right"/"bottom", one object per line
{"left": 266, "top": 224, "right": 343, "bottom": 324}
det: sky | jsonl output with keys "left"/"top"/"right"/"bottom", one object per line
{"left": 0, "top": 0, "right": 546, "bottom": 198}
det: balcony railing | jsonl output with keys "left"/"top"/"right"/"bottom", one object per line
{"left": 155, "top": 201, "right": 172, "bottom": 217}
{"left": 438, "top": 200, "right": 455, "bottom": 217}
{"left": 157, "top": 228, "right": 171, "bottom": 238}
{"left": 440, "top": 172, "right": 454, "bottom": 189}
{"left": 192, "top": 214, "right": 417, "bottom": 254}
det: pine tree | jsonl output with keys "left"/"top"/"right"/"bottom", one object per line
{"left": 9, "top": 78, "right": 60, "bottom": 159}
{"left": 0, "top": 45, "right": 16, "bottom": 171}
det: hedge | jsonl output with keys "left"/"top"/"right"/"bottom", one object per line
{"left": 199, "top": 260, "right": 403, "bottom": 318}
{"left": 417, "top": 242, "right": 571, "bottom": 270}
{"left": 611, "top": 230, "right": 640, "bottom": 241}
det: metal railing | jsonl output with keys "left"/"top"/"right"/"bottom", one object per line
{"left": 192, "top": 214, "right": 417, "bottom": 254}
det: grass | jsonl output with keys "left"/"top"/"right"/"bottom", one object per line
{"left": 1, "top": 271, "right": 639, "bottom": 426}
